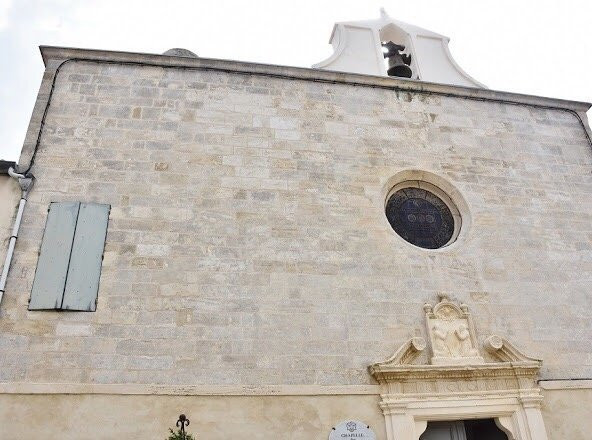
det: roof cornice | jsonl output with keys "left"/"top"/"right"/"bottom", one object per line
{"left": 39, "top": 45, "right": 591, "bottom": 113}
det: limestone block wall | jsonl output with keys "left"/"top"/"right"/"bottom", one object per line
{"left": 1, "top": 49, "right": 591, "bottom": 387}
{"left": 541, "top": 386, "right": 592, "bottom": 440}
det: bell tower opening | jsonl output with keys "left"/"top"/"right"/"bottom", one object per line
{"left": 420, "top": 419, "right": 509, "bottom": 440}
{"left": 313, "top": 8, "right": 485, "bottom": 87}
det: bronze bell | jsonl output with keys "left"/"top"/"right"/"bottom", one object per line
{"left": 382, "top": 41, "right": 412, "bottom": 78}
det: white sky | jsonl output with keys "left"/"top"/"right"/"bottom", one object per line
{"left": 0, "top": 0, "right": 591, "bottom": 161}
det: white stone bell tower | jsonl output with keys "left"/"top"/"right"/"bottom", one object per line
{"left": 313, "top": 8, "right": 485, "bottom": 88}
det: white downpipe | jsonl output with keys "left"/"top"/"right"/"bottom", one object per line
{"left": 0, "top": 167, "right": 33, "bottom": 308}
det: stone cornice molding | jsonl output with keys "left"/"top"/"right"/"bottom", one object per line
{"left": 38, "top": 46, "right": 591, "bottom": 113}
{"left": 369, "top": 362, "right": 541, "bottom": 384}
{"left": 0, "top": 383, "right": 380, "bottom": 396}
{"left": 538, "top": 379, "right": 592, "bottom": 390}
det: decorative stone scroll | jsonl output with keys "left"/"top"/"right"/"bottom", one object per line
{"left": 368, "top": 296, "right": 547, "bottom": 440}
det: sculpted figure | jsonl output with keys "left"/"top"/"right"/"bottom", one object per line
{"left": 432, "top": 323, "right": 449, "bottom": 356}
{"left": 425, "top": 298, "right": 485, "bottom": 364}
{"left": 456, "top": 323, "right": 477, "bottom": 356}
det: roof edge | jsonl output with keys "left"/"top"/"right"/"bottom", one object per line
{"left": 0, "top": 160, "right": 16, "bottom": 175}
{"left": 39, "top": 45, "right": 591, "bottom": 113}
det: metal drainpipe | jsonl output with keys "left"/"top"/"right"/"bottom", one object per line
{"left": 0, "top": 167, "right": 34, "bottom": 308}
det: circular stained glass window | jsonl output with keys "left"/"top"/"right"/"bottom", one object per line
{"left": 386, "top": 187, "right": 456, "bottom": 249}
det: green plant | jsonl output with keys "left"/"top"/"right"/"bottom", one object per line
{"left": 166, "top": 428, "right": 195, "bottom": 440}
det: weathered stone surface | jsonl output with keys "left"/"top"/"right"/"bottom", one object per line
{"left": 0, "top": 394, "right": 386, "bottom": 440}
{"left": 542, "top": 388, "right": 592, "bottom": 440}
{"left": 1, "top": 54, "right": 591, "bottom": 390}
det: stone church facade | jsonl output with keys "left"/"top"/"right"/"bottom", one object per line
{"left": 1, "top": 23, "right": 592, "bottom": 438}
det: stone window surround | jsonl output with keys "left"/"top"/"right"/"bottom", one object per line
{"left": 385, "top": 181, "right": 461, "bottom": 249}
{"left": 381, "top": 170, "right": 471, "bottom": 252}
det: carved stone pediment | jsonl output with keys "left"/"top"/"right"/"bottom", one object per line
{"left": 373, "top": 337, "right": 427, "bottom": 367}
{"left": 368, "top": 296, "right": 541, "bottom": 383}
{"left": 368, "top": 297, "right": 546, "bottom": 440}
{"left": 483, "top": 335, "right": 541, "bottom": 363}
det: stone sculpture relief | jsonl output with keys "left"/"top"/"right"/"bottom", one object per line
{"left": 424, "top": 295, "right": 484, "bottom": 365}
{"left": 367, "top": 296, "right": 545, "bottom": 440}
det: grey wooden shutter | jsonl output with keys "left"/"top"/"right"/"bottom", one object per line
{"left": 61, "top": 203, "right": 110, "bottom": 311}
{"left": 29, "top": 202, "right": 110, "bottom": 311}
{"left": 29, "top": 202, "right": 80, "bottom": 310}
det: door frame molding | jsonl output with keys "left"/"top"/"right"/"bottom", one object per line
{"left": 379, "top": 392, "right": 545, "bottom": 440}
{"left": 368, "top": 298, "right": 548, "bottom": 440}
